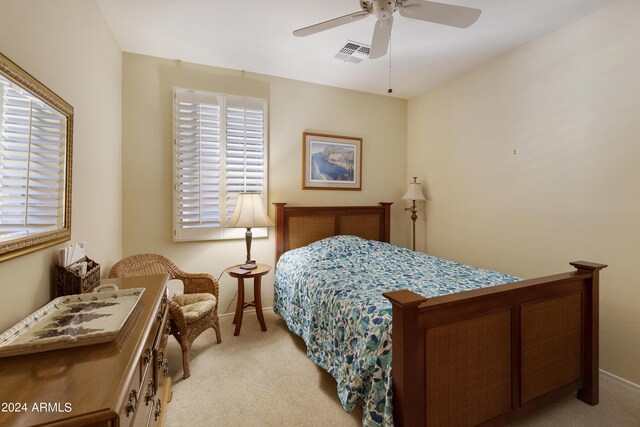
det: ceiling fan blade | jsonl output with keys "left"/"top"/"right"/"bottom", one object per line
{"left": 293, "top": 11, "right": 370, "bottom": 37}
{"left": 399, "top": 0, "right": 481, "bottom": 28}
{"left": 369, "top": 16, "right": 393, "bottom": 59}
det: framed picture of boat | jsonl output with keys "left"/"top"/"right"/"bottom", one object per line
{"left": 302, "top": 132, "right": 362, "bottom": 190}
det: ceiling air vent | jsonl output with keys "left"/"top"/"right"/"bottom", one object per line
{"left": 334, "top": 40, "right": 370, "bottom": 64}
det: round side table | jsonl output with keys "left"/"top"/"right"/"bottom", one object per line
{"left": 226, "top": 263, "right": 271, "bottom": 336}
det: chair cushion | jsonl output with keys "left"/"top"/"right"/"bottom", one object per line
{"left": 173, "top": 293, "right": 216, "bottom": 324}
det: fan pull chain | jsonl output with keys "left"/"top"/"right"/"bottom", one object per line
{"left": 388, "top": 35, "right": 393, "bottom": 94}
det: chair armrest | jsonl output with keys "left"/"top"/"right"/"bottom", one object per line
{"left": 176, "top": 272, "right": 219, "bottom": 299}
{"left": 168, "top": 298, "right": 188, "bottom": 332}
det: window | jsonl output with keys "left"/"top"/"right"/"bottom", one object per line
{"left": 173, "top": 88, "right": 268, "bottom": 241}
{"left": 0, "top": 73, "right": 68, "bottom": 242}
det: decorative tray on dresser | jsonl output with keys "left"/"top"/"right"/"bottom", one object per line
{"left": 0, "top": 274, "right": 173, "bottom": 427}
{"left": 0, "top": 288, "right": 145, "bottom": 357}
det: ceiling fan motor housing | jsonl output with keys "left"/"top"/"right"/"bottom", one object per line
{"left": 373, "top": 0, "right": 398, "bottom": 21}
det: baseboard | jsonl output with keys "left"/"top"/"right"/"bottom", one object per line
{"left": 600, "top": 369, "right": 640, "bottom": 392}
{"left": 219, "top": 306, "right": 273, "bottom": 318}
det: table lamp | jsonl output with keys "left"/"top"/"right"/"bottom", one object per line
{"left": 402, "top": 177, "right": 427, "bottom": 251}
{"left": 226, "top": 193, "right": 274, "bottom": 269}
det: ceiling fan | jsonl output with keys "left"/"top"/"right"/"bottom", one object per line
{"left": 293, "top": 0, "right": 482, "bottom": 59}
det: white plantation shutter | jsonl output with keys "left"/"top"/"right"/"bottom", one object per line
{"left": 174, "top": 90, "right": 222, "bottom": 239}
{"left": 224, "top": 98, "right": 266, "bottom": 222}
{"left": 0, "top": 75, "right": 67, "bottom": 240}
{"left": 173, "top": 89, "right": 268, "bottom": 241}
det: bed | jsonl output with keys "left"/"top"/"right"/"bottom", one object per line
{"left": 273, "top": 203, "right": 606, "bottom": 427}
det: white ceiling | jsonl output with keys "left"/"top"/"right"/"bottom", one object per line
{"left": 97, "top": 0, "right": 617, "bottom": 99}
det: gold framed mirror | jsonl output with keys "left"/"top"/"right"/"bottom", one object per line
{"left": 0, "top": 52, "right": 73, "bottom": 261}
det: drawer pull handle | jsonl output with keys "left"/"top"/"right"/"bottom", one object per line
{"left": 126, "top": 389, "right": 138, "bottom": 416}
{"left": 145, "top": 379, "right": 155, "bottom": 405}
{"left": 154, "top": 399, "right": 162, "bottom": 421}
{"left": 143, "top": 347, "right": 152, "bottom": 365}
{"left": 157, "top": 350, "right": 164, "bottom": 369}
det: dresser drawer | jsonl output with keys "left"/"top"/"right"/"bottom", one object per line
{"left": 139, "top": 294, "right": 167, "bottom": 382}
{"left": 154, "top": 308, "right": 171, "bottom": 390}
{"left": 138, "top": 370, "right": 157, "bottom": 426}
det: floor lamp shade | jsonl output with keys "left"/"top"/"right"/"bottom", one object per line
{"left": 402, "top": 181, "right": 427, "bottom": 202}
{"left": 226, "top": 193, "right": 273, "bottom": 269}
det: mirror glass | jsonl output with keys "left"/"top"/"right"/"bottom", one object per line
{"left": 0, "top": 53, "right": 73, "bottom": 261}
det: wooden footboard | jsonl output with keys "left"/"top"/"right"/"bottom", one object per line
{"left": 384, "top": 261, "right": 607, "bottom": 427}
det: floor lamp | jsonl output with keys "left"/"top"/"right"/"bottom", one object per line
{"left": 402, "top": 177, "right": 426, "bottom": 251}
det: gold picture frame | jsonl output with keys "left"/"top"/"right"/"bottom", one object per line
{"left": 0, "top": 52, "right": 73, "bottom": 261}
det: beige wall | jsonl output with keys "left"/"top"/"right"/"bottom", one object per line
{"left": 0, "top": 0, "right": 123, "bottom": 331}
{"left": 122, "top": 53, "right": 408, "bottom": 314}
{"left": 408, "top": 0, "right": 640, "bottom": 384}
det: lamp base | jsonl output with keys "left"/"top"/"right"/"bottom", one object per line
{"left": 240, "top": 262, "right": 257, "bottom": 270}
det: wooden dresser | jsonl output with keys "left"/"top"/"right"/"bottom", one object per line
{"left": 0, "top": 274, "right": 172, "bottom": 426}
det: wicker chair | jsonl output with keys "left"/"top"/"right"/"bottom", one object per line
{"left": 109, "top": 253, "right": 222, "bottom": 379}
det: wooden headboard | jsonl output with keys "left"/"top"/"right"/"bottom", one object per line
{"left": 274, "top": 203, "right": 392, "bottom": 262}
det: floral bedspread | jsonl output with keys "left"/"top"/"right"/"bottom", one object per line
{"left": 273, "top": 236, "right": 519, "bottom": 426}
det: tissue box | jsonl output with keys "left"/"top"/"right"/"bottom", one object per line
{"left": 55, "top": 257, "right": 100, "bottom": 297}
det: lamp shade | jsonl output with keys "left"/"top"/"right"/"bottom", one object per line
{"left": 226, "top": 193, "right": 274, "bottom": 229}
{"left": 402, "top": 181, "right": 426, "bottom": 201}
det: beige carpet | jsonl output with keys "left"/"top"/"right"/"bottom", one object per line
{"left": 164, "top": 310, "right": 640, "bottom": 426}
